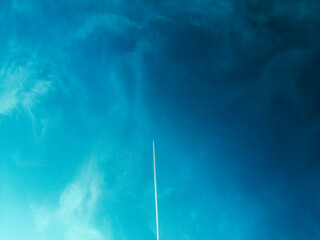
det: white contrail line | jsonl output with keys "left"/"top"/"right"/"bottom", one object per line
{"left": 153, "top": 140, "right": 159, "bottom": 240}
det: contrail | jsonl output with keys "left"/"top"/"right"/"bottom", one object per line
{"left": 153, "top": 140, "right": 159, "bottom": 240}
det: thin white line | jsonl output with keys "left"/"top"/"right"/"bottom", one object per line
{"left": 153, "top": 140, "right": 159, "bottom": 240}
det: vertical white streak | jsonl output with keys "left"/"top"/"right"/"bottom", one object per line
{"left": 153, "top": 140, "right": 159, "bottom": 240}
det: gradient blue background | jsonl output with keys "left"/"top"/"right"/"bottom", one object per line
{"left": 1, "top": 1, "right": 320, "bottom": 239}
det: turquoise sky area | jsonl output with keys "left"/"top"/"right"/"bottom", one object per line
{"left": 1, "top": 1, "right": 320, "bottom": 239}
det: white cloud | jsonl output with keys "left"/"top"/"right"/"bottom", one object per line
{"left": 23, "top": 80, "right": 52, "bottom": 107}
{"left": 0, "top": 60, "right": 53, "bottom": 117}
{"left": 32, "top": 157, "right": 107, "bottom": 240}
{"left": 0, "top": 62, "right": 28, "bottom": 115}
{"left": 0, "top": 89, "right": 18, "bottom": 114}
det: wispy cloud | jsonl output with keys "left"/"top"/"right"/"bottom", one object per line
{"left": 0, "top": 89, "right": 18, "bottom": 115}
{"left": 32, "top": 156, "right": 107, "bottom": 240}
{"left": 0, "top": 61, "right": 29, "bottom": 115}
{"left": 76, "top": 14, "right": 138, "bottom": 40}
{"left": 0, "top": 59, "right": 53, "bottom": 117}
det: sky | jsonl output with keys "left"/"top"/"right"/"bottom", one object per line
{"left": 0, "top": 0, "right": 320, "bottom": 239}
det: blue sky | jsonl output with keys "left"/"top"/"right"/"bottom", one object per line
{"left": 1, "top": 1, "right": 320, "bottom": 239}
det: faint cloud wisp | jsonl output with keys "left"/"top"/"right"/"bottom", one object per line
{"left": 0, "top": 59, "right": 53, "bottom": 117}
{"left": 32, "top": 156, "right": 107, "bottom": 240}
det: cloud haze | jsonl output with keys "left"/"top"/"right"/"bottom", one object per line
{"left": 32, "top": 157, "right": 105, "bottom": 240}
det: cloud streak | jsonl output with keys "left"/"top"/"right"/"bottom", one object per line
{"left": 0, "top": 58, "right": 53, "bottom": 117}
{"left": 32, "top": 156, "right": 106, "bottom": 240}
